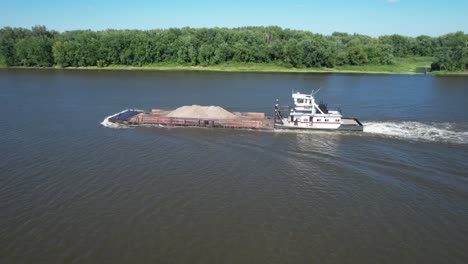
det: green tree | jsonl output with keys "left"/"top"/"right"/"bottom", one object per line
{"left": 213, "top": 42, "right": 232, "bottom": 64}
{"left": 379, "top": 34, "right": 414, "bottom": 57}
{"left": 0, "top": 25, "right": 465, "bottom": 72}
{"left": 348, "top": 46, "right": 368, "bottom": 65}
{"left": 15, "top": 36, "right": 53, "bottom": 67}
{"left": 413, "top": 35, "right": 436, "bottom": 56}
{"left": 432, "top": 32, "right": 467, "bottom": 71}
{"left": 283, "top": 39, "right": 303, "bottom": 67}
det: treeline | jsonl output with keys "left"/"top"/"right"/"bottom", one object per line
{"left": 0, "top": 26, "right": 467, "bottom": 71}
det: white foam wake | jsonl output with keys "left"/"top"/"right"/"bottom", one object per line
{"left": 100, "top": 109, "right": 143, "bottom": 129}
{"left": 363, "top": 121, "right": 468, "bottom": 144}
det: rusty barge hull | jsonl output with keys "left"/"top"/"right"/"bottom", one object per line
{"left": 109, "top": 109, "right": 275, "bottom": 130}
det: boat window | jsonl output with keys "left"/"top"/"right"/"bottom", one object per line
{"left": 317, "top": 119, "right": 321, "bottom": 122}
{"left": 335, "top": 119, "right": 340, "bottom": 122}
{"left": 325, "top": 119, "right": 329, "bottom": 122}
{"left": 297, "top": 99, "right": 304, "bottom": 103}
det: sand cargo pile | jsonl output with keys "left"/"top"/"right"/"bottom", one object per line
{"left": 108, "top": 105, "right": 274, "bottom": 130}
{"left": 166, "top": 105, "right": 239, "bottom": 119}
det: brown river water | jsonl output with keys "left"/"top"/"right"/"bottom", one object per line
{"left": 1, "top": 69, "right": 467, "bottom": 263}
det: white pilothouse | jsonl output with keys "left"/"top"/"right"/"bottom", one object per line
{"left": 274, "top": 90, "right": 363, "bottom": 131}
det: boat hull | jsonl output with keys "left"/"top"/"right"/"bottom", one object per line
{"left": 274, "top": 118, "right": 364, "bottom": 131}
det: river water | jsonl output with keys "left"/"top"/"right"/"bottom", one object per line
{"left": 1, "top": 69, "right": 467, "bottom": 263}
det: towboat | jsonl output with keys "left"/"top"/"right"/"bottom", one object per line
{"left": 273, "top": 91, "right": 363, "bottom": 131}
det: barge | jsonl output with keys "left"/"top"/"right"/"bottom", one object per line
{"left": 105, "top": 90, "right": 363, "bottom": 132}
{"left": 108, "top": 107, "right": 274, "bottom": 130}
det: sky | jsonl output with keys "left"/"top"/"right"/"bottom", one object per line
{"left": 1, "top": 0, "right": 467, "bottom": 36}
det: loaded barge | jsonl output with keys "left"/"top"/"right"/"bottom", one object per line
{"left": 106, "top": 91, "right": 363, "bottom": 131}
{"left": 108, "top": 107, "right": 275, "bottom": 129}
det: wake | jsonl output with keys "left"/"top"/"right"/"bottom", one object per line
{"left": 363, "top": 121, "right": 468, "bottom": 144}
{"left": 100, "top": 109, "right": 143, "bottom": 129}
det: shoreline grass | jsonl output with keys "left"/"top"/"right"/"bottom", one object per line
{"left": 2, "top": 57, "right": 467, "bottom": 75}
{"left": 430, "top": 70, "right": 468, "bottom": 76}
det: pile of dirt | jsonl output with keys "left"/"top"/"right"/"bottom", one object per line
{"left": 166, "top": 105, "right": 239, "bottom": 119}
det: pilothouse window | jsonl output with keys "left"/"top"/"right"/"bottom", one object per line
{"left": 297, "top": 99, "right": 304, "bottom": 103}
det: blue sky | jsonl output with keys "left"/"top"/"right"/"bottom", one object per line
{"left": 1, "top": 0, "right": 466, "bottom": 36}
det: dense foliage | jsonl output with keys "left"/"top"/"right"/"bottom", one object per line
{"left": 0, "top": 26, "right": 466, "bottom": 71}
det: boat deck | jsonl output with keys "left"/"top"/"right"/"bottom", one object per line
{"left": 341, "top": 118, "right": 361, "bottom": 126}
{"left": 338, "top": 118, "right": 364, "bottom": 131}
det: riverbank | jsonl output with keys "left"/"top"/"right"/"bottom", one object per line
{"left": 2, "top": 57, "right": 467, "bottom": 75}
{"left": 62, "top": 57, "right": 438, "bottom": 75}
